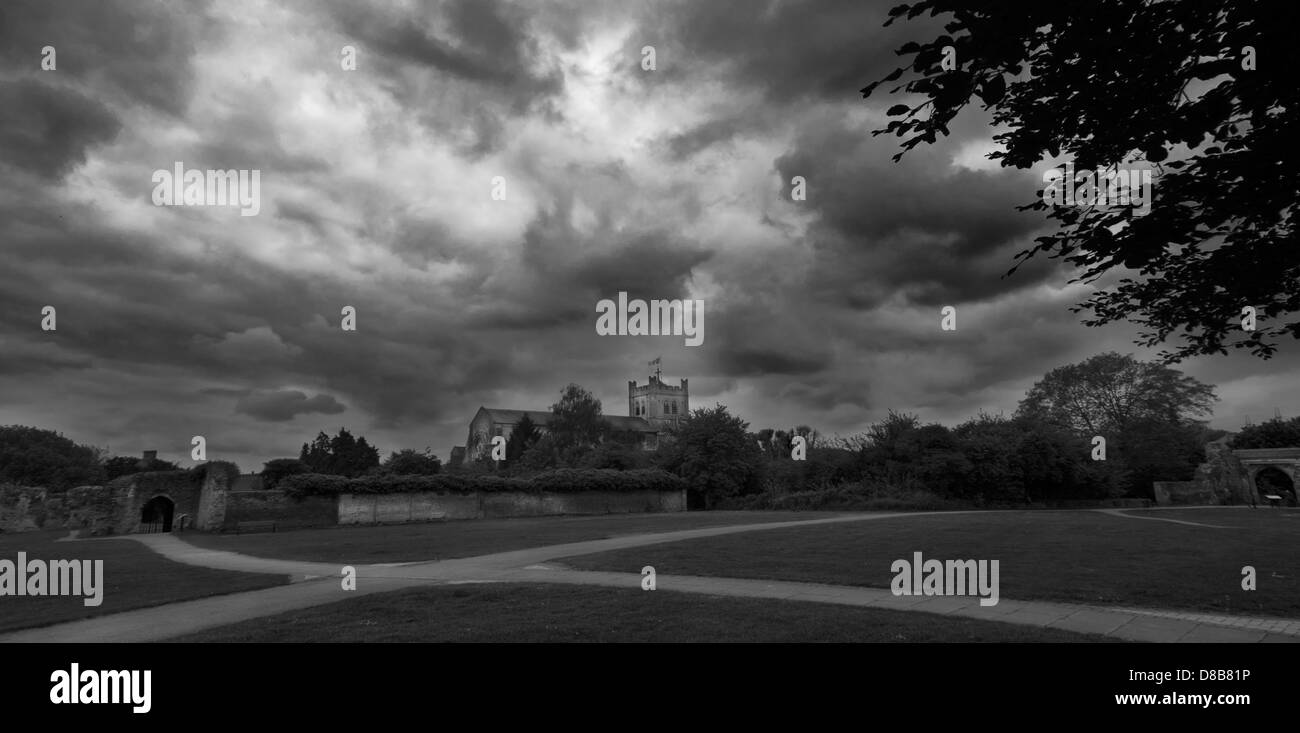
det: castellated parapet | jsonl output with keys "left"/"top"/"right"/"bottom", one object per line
{"left": 628, "top": 375, "right": 688, "bottom": 429}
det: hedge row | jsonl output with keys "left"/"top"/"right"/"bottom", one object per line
{"left": 280, "top": 469, "right": 688, "bottom": 498}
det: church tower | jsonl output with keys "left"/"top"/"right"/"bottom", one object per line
{"left": 628, "top": 362, "right": 688, "bottom": 429}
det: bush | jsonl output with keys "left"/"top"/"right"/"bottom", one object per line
{"left": 280, "top": 473, "right": 352, "bottom": 498}
{"left": 530, "top": 469, "right": 687, "bottom": 494}
{"left": 261, "top": 458, "right": 310, "bottom": 490}
{"left": 578, "top": 443, "right": 653, "bottom": 471}
{"left": 663, "top": 405, "right": 763, "bottom": 508}
{"left": 1230, "top": 416, "right": 1300, "bottom": 449}
{"left": 279, "top": 469, "right": 687, "bottom": 498}
{"left": 0, "top": 426, "right": 105, "bottom": 491}
{"left": 189, "top": 461, "right": 241, "bottom": 487}
{"left": 104, "top": 455, "right": 180, "bottom": 480}
{"left": 381, "top": 448, "right": 442, "bottom": 476}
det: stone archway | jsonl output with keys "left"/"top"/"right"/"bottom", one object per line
{"left": 140, "top": 495, "right": 175, "bottom": 532}
{"left": 1233, "top": 448, "right": 1300, "bottom": 506}
{"left": 1252, "top": 466, "right": 1297, "bottom": 506}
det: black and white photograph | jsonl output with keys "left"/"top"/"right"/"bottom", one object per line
{"left": 0, "top": 0, "right": 1296, "bottom": 716}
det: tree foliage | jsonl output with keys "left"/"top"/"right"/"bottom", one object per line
{"left": 103, "top": 454, "right": 179, "bottom": 481}
{"left": 862, "top": 2, "right": 1300, "bottom": 360}
{"left": 548, "top": 384, "right": 610, "bottom": 451}
{"left": 0, "top": 425, "right": 105, "bottom": 490}
{"left": 505, "top": 414, "right": 541, "bottom": 463}
{"left": 299, "top": 428, "right": 380, "bottom": 478}
{"left": 1015, "top": 352, "right": 1217, "bottom": 435}
{"left": 260, "top": 458, "right": 310, "bottom": 490}
{"left": 663, "top": 404, "right": 763, "bottom": 508}
{"left": 1231, "top": 416, "right": 1300, "bottom": 449}
{"left": 382, "top": 448, "right": 442, "bottom": 476}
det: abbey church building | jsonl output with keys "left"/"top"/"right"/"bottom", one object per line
{"left": 463, "top": 373, "right": 688, "bottom": 461}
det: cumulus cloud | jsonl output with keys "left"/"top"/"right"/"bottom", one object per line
{"left": 235, "top": 390, "right": 347, "bottom": 422}
{"left": 0, "top": 0, "right": 1295, "bottom": 471}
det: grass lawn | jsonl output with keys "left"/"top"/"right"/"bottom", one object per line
{"left": 0, "top": 530, "right": 288, "bottom": 633}
{"left": 560, "top": 509, "right": 1300, "bottom": 618}
{"left": 1128, "top": 506, "right": 1299, "bottom": 522}
{"left": 181, "top": 510, "right": 848, "bottom": 564}
{"left": 167, "top": 582, "right": 1118, "bottom": 642}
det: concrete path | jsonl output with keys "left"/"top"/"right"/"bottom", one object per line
{"left": 4, "top": 510, "right": 1297, "bottom": 643}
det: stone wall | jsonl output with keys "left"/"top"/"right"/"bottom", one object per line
{"left": 1, "top": 482, "right": 135, "bottom": 535}
{"left": 0, "top": 486, "right": 49, "bottom": 532}
{"left": 1197, "top": 438, "right": 1253, "bottom": 503}
{"left": 116, "top": 470, "right": 205, "bottom": 534}
{"left": 6, "top": 473, "right": 689, "bottom": 533}
{"left": 63, "top": 484, "right": 134, "bottom": 534}
{"left": 0, "top": 464, "right": 241, "bottom": 535}
{"left": 223, "top": 491, "right": 337, "bottom": 530}
{"left": 1152, "top": 481, "right": 1219, "bottom": 506}
{"left": 1149, "top": 438, "right": 1260, "bottom": 506}
{"left": 337, "top": 489, "right": 687, "bottom": 525}
{"left": 230, "top": 474, "right": 265, "bottom": 492}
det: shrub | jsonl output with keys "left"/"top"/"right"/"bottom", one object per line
{"left": 1230, "top": 416, "right": 1300, "bottom": 449}
{"left": 278, "top": 468, "right": 687, "bottom": 498}
{"left": 261, "top": 458, "right": 310, "bottom": 490}
{"left": 530, "top": 468, "right": 686, "bottom": 494}
{"left": 381, "top": 449, "right": 442, "bottom": 476}
{"left": 188, "top": 461, "right": 241, "bottom": 488}
{"left": 0, "top": 426, "right": 105, "bottom": 491}
{"left": 280, "top": 473, "right": 352, "bottom": 499}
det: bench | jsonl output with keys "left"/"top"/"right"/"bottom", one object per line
{"left": 234, "top": 520, "right": 278, "bottom": 534}
{"left": 1262, "top": 494, "right": 1284, "bottom": 508}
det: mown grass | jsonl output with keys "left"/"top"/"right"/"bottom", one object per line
{"left": 181, "top": 510, "right": 851, "bottom": 564}
{"left": 560, "top": 508, "right": 1300, "bottom": 617}
{"left": 0, "top": 530, "right": 287, "bottom": 633}
{"left": 168, "top": 582, "right": 1119, "bottom": 642}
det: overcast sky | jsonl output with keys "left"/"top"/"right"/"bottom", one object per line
{"left": 2, "top": 0, "right": 1297, "bottom": 472}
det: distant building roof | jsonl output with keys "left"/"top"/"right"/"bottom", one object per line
{"left": 477, "top": 408, "right": 658, "bottom": 434}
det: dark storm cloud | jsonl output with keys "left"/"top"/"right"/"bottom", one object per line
{"left": 0, "top": 211, "right": 317, "bottom": 380}
{"left": 0, "top": 338, "right": 94, "bottom": 375}
{"left": 716, "top": 347, "right": 826, "bottom": 377}
{"left": 0, "top": 0, "right": 212, "bottom": 117}
{"left": 571, "top": 232, "right": 713, "bottom": 296}
{"left": 627, "top": 0, "right": 944, "bottom": 155}
{"left": 628, "top": 0, "right": 914, "bottom": 96}
{"left": 235, "top": 390, "right": 346, "bottom": 422}
{"left": 664, "top": 117, "right": 748, "bottom": 161}
{"left": 3, "top": 0, "right": 1296, "bottom": 473}
{"left": 0, "top": 80, "right": 121, "bottom": 181}
{"left": 325, "top": 0, "right": 562, "bottom": 104}
{"left": 201, "top": 388, "right": 252, "bottom": 398}
{"left": 773, "top": 115, "right": 1060, "bottom": 309}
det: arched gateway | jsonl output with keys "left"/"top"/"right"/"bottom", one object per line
{"left": 1232, "top": 448, "right": 1300, "bottom": 506}
{"left": 140, "top": 495, "right": 175, "bottom": 532}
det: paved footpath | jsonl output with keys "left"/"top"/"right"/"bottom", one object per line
{"left": 4, "top": 510, "right": 1297, "bottom": 643}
